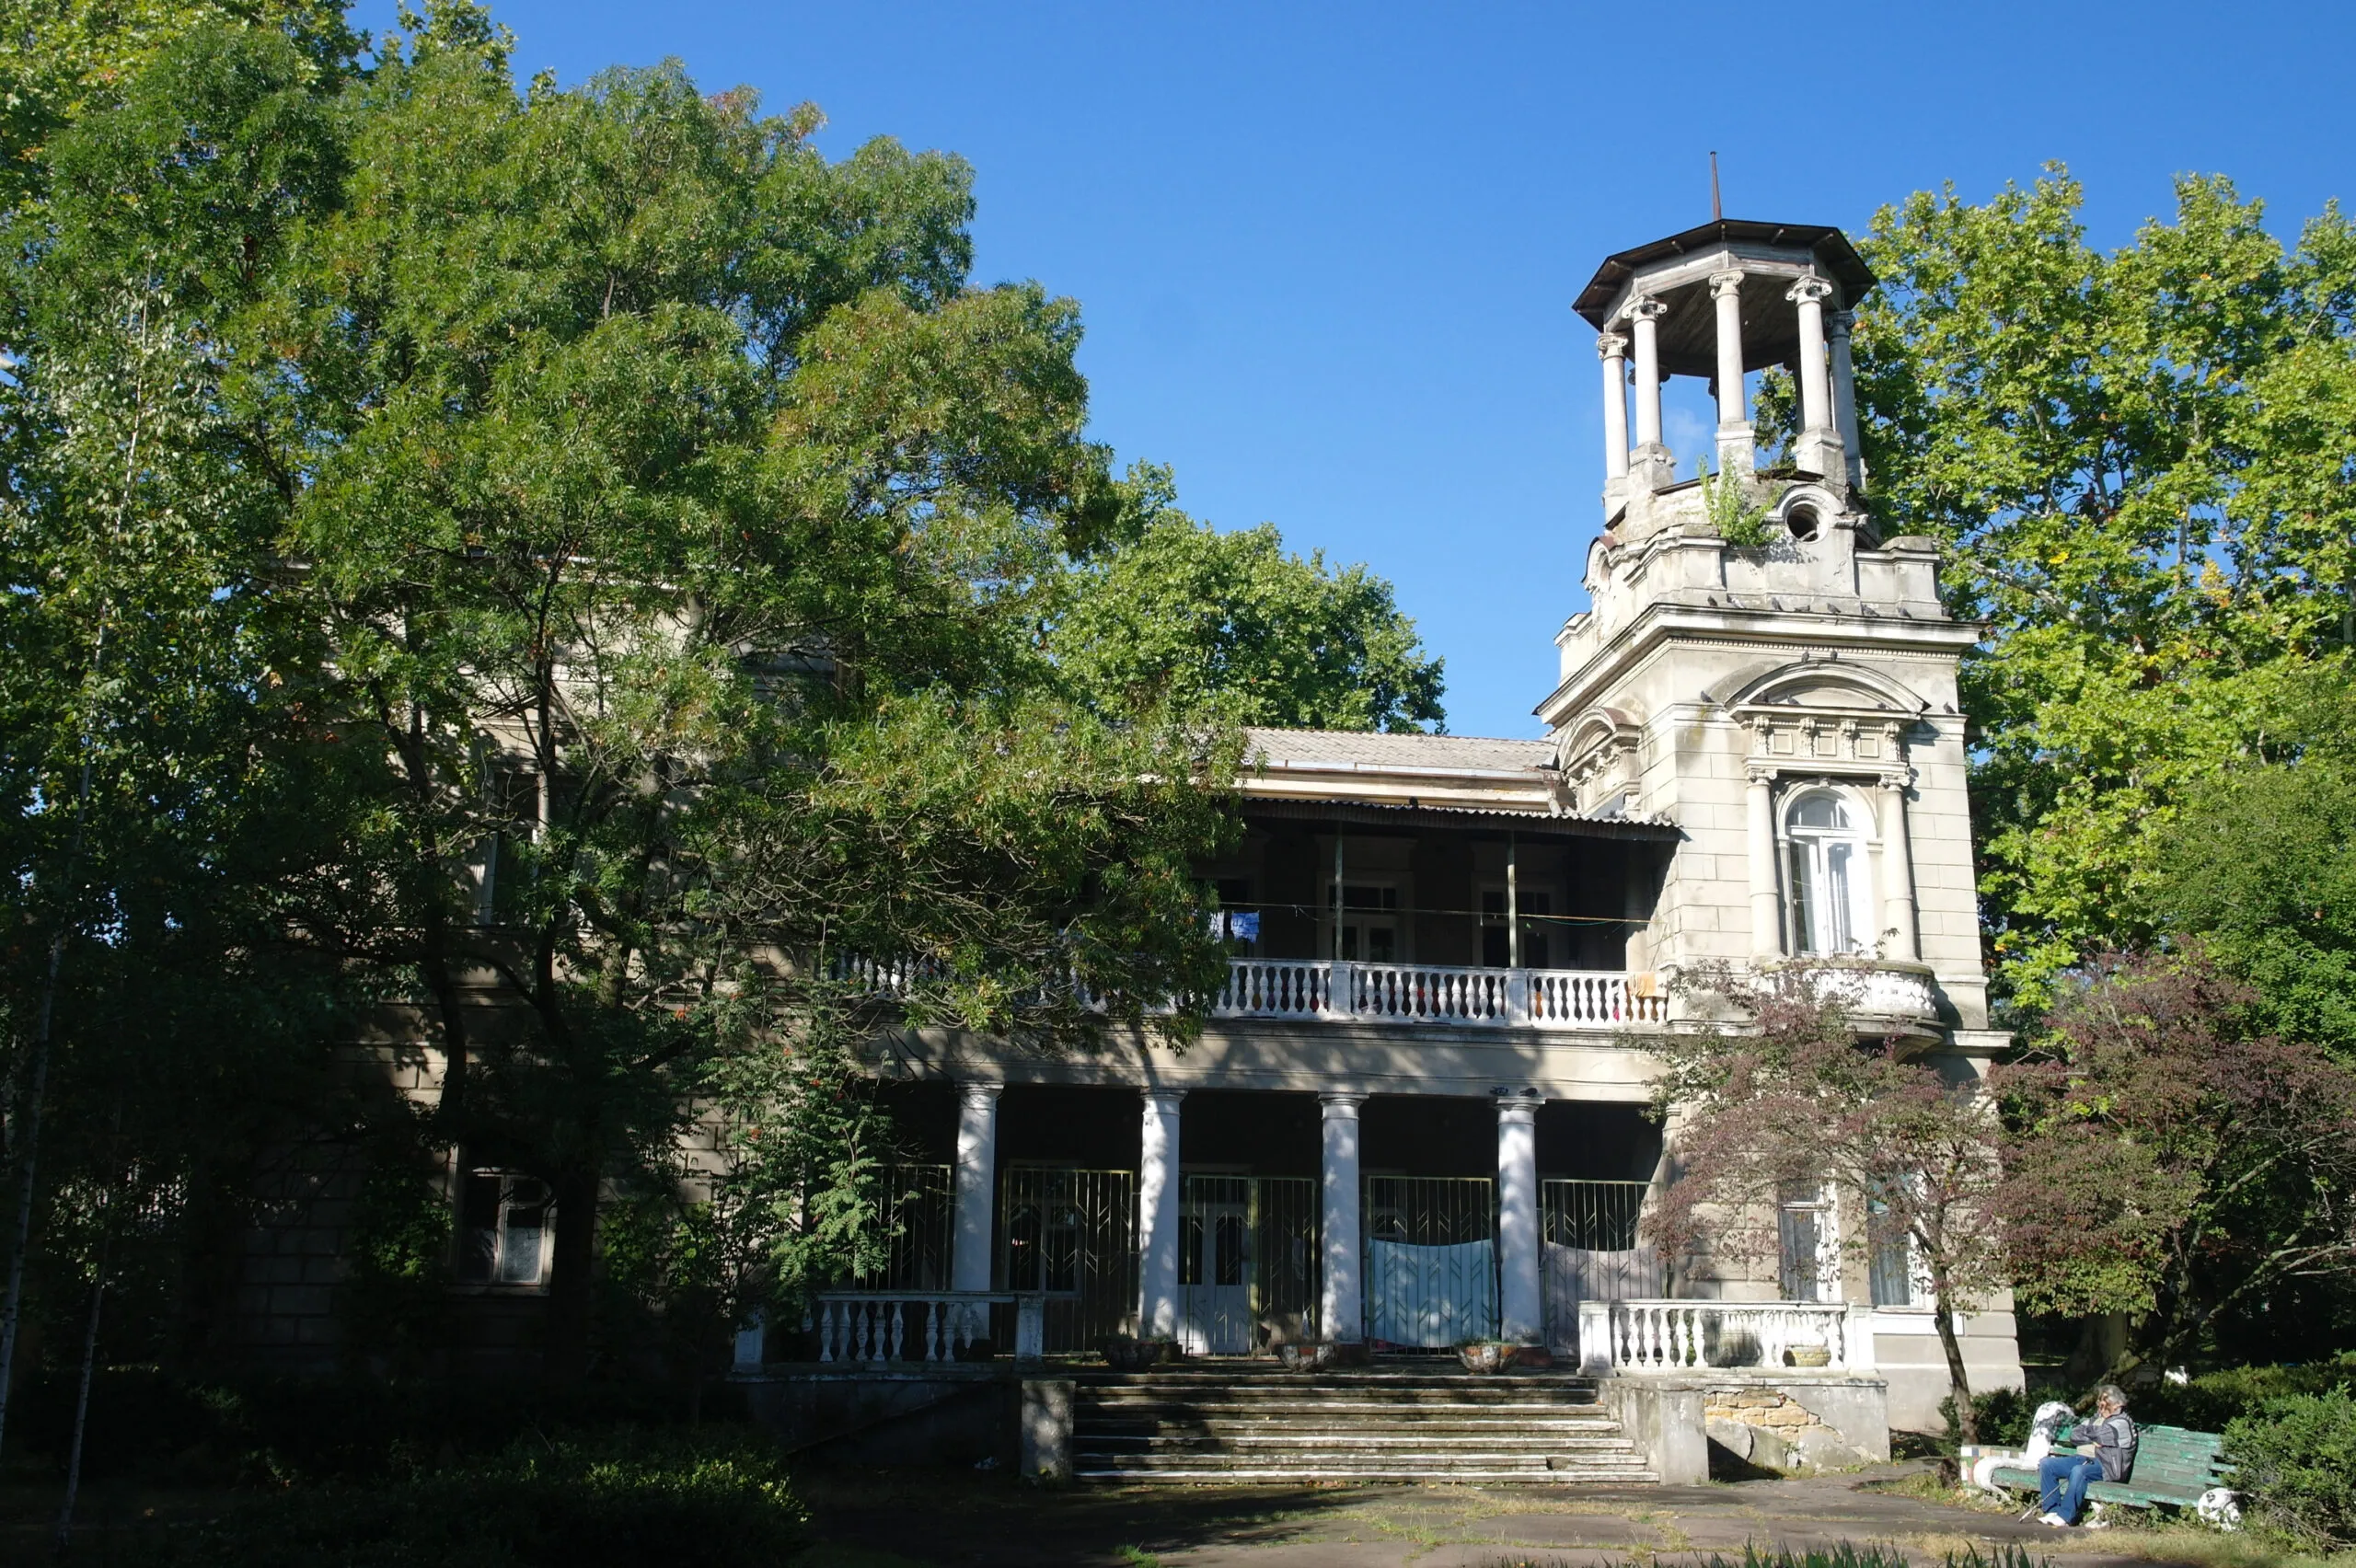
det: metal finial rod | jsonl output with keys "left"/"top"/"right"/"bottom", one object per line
{"left": 1710, "top": 152, "right": 1723, "bottom": 222}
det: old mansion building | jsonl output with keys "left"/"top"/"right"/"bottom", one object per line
{"left": 242, "top": 216, "right": 2025, "bottom": 1471}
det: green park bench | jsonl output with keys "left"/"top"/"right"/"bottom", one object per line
{"left": 1989, "top": 1424, "right": 2232, "bottom": 1513}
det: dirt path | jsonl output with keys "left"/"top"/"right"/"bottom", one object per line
{"left": 793, "top": 1464, "right": 2212, "bottom": 1568}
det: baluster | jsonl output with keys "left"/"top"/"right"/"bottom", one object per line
{"left": 817, "top": 1301, "right": 836, "bottom": 1363}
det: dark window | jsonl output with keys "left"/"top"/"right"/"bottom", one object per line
{"left": 456, "top": 1171, "right": 551, "bottom": 1286}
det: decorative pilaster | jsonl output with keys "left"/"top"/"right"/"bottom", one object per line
{"left": 1746, "top": 764, "right": 1784, "bottom": 959}
{"left": 1709, "top": 270, "right": 1752, "bottom": 474}
{"left": 952, "top": 1082, "right": 1002, "bottom": 1292}
{"left": 1136, "top": 1090, "right": 1186, "bottom": 1339}
{"left": 1626, "top": 296, "right": 1672, "bottom": 490}
{"left": 1495, "top": 1090, "right": 1542, "bottom": 1344}
{"left": 1319, "top": 1093, "right": 1366, "bottom": 1343}
{"left": 1786, "top": 277, "right": 1844, "bottom": 479}
{"left": 1877, "top": 765, "right": 1920, "bottom": 962}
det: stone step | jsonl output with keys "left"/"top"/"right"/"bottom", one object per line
{"left": 1081, "top": 1418, "right": 1625, "bottom": 1436}
{"left": 1069, "top": 1450, "right": 1658, "bottom": 1478}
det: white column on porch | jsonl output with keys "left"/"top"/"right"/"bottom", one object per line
{"left": 1495, "top": 1090, "right": 1542, "bottom": 1345}
{"left": 951, "top": 1081, "right": 1001, "bottom": 1293}
{"left": 1136, "top": 1090, "right": 1186, "bottom": 1339}
{"left": 1787, "top": 276, "right": 1843, "bottom": 478}
{"left": 1829, "top": 307, "right": 1865, "bottom": 489}
{"left": 1709, "top": 269, "right": 1753, "bottom": 474}
{"left": 1877, "top": 767, "right": 1921, "bottom": 962}
{"left": 1319, "top": 1093, "right": 1366, "bottom": 1343}
{"left": 1598, "top": 332, "right": 1630, "bottom": 489}
{"left": 1745, "top": 766, "right": 1784, "bottom": 959}
{"left": 1626, "top": 296, "right": 1670, "bottom": 490}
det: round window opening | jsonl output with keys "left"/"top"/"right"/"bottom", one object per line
{"left": 1785, "top": 504, "right": 1822, "bottom": 542}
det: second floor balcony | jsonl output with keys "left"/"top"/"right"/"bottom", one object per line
{"left": 1214, "top": 956, "right": 1663, "bottom": 1031}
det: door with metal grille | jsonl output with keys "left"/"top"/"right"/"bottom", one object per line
{"left": 999, "top": 1166, "right": 1137, "bottom": 1354}
{"left": 1362, "top": 1175, "right": 1497, "bottom": 1347}
{"left": 1541, "top": 1178, "right": 1662, "bottom": 1353}
{"left": 1176, "top": 1175, "right": 1321, "bottom": 1355}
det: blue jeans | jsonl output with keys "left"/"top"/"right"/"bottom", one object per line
{"left": 2039, "top": 1453, "right": 2105, "bottom": 1522}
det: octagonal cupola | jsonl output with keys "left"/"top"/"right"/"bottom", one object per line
{"left": 1574, "top": 219, "right": 1876, "bottom": 541}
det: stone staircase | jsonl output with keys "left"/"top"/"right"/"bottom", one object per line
{"left": 1070, "top": 1362, "right": 1659, "bottom": 1484}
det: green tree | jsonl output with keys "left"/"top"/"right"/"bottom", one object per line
{"left": 1050, "top": 466, "right": 1446, "bottom": 732}
{"left": 1846, "top": 169, "right": 2356, "bottom": 1004}
{"left": 0, "top": 14, "right": 359, "bottom": 1469}
{"left": 246, "top": 6, "right": 1234, "bottom": 1378}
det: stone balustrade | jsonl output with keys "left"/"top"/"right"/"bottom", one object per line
{"left": 1577, "top": 1298, "right": 1877, "bottom": 1375}
{"left": 1217, "top": 960, "right": 1666, "bottom": 1032}
{"left": 807, "top": 1291, "right": 1045, "bottom": 1364}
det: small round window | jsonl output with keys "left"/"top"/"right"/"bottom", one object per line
{"left": 1785, "top": 504, "right": 1822, "bottom": 542}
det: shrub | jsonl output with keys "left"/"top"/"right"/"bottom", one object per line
{"left": 2222, "top": 1388, "right": 2356, "bottom": 1550}
{"left": 1934, "top": 1386, "right": 2033, "bottom": 1450}
{"left": 150, "top": 1429, "right": 806, "bottom": 1568}
{"left": 2131, "top": 1356, "right": 2356, "bottom": 1432}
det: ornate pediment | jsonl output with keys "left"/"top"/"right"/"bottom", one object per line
{"left": 1553, "top": 705, "right": 1644, "bottom": 817}
{"left": 1712, "top": 657, "right": 1929, "bottom": 776}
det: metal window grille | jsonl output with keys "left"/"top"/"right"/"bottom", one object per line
{"left": 850, "top": 1164, "right": 953, "bottom": 1291}
{"left": 1362, "top": 1175, "right": 1497, "bottom": 1347}
{"left": 999, "top": 1166, "right": 1137, "bottom": 1353}
{"left": 1541, "top": 1179, "right": 1662, "bottom": 1353}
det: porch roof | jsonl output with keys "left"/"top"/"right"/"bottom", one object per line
{"left": 1236, "top": 796, "right": 1679, "bottom": 841}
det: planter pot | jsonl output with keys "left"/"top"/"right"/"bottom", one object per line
{"left": 1787, "top": 1345, "right": 1832, "bottom": 1368}
{"left": 1276, "top": 1342, "right": 1336, "bottom": 1373}
{"left": 1458, "top": 1343, "right": 1517, "bottom": 1375}
{"left": 1101, "top": 1337, "right": 1182, "bottom": 1372}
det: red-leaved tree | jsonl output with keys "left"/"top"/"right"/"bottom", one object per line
{"left": 1644, "top": 965, "right": 2012, "bottom": 1442}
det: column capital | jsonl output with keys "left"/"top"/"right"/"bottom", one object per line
{"left": 1828, "top": 306, "right": 1856, "bottom": 339}
{"left": 1624, "top": 294, "right": 1670, "bottom": 322}
{"left": 1492, "top": 1090, "right": 1541, "bottom": 1125}
{"left": 1785, "top": 275, "right": 1837, "bottom": 306}
{"left": 1708, "top": 269, "right": 1746, "bottom": 298}
{"left": 957, "top": 1080, "right": 1003, "bottom": 1106}
{"left": 1595, "top": 331, "right": 1628, "bottom": 360}
{"left": 1877, "top": 767, "right": 1916, "bottom": 792}
{"left": 1319, "top": 1091, "right": 1367, "bottom": 1115}
{"left": 1141, "top": 1088, "right": 1187, "bottom": 1108}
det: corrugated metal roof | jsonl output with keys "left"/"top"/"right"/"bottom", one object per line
{"left": 1242, "top": 727, "right": 1555, "bottom": 773}
{"left": 1236, "top": 798, "right": 1679, "bottom": 840}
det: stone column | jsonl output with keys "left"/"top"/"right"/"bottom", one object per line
{"left": 1319, "top": 1093, "right": 1366, "bottom": 1343}
{"left": 1626, "top": 296, "right": 1672, "bottom": 490}
{"left": 1829, "top": 308, "right": 1865, "bottom": 489}
{"left": 952, "top": 1082, "right": 1003, "bottom": 1292}
{"left": 1746, "top": 767, "right": 1783, "bottom": 959}
{"left": 1598, "top": 332, "right": 1630, "bottom": 495}
{"left": 1787, "top": 277, "right": 1842, "bottom": 478}
{"left": 1709, "top": 270, "right": 1752, "bottom": 474}
{"left": 1137, "top": 1090, "right": 1186, "bottom": 1339}
{"left": 1496, "top": 1091, "right": 1542, "bottom": 1344}
{"left": 1877, "top": 769, "right": 1920, "bottom": 962}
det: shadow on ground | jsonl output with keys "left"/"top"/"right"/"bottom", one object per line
{"left": 791, "top": 1463, "right": 2216, "bottom": 1568}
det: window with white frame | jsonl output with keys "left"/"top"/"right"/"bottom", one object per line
{"left": 1866, "top": 1179, "right": 1919, "bottom": 1307}
{"left": 456, "top": 1170, "right": 551, "bottom": 1286}
{"left": 1784, "top": 790, "right": 1875, "bottom": 956}
{"left": 1777, "top": 1182, "right": 1832, "bottom": 1301}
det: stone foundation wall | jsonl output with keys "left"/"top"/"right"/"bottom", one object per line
{"left": 1699, "top": 1376, "right": 1889, "bottom": 1470}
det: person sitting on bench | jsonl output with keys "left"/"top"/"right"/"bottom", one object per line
{"left": 2038, "top": 1384, "right": 2139, "bottom": 1527}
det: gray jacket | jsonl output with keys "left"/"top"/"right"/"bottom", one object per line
{"left": 2066, "top": 1412, "right": 2139, "bottom": 1482}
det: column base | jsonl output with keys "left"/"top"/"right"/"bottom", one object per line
{"left": 1714, "top": 424, "right": 1756, "bottom": 477}
{"left": 1795, "top": 429, "right": 1848, "bottom": 486}
{"left": 1627, "top": 444, "right": 1676, "bottom": 494}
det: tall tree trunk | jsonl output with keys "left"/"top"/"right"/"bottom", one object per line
{"left": 0, "top": 935, "right": 62, "bottom": 1458}
{"left": 1932, "top": 1276, "right": 1978, "bottom": 1444}
{"left": 541, "top": 1166, "right": 601, "bottom": 1388}
{"left": 53, "top": 1228, "right": 111, "bottom": 1553}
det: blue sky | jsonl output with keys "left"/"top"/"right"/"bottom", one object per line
{"left": 360, "top": 1, "right": 2356, "bottom": 737}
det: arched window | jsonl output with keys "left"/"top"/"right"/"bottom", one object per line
{"left": 1785, "top": 790, "right": 1874, "bottom": 956}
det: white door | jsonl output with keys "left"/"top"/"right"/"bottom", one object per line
{"left": 1178, "top": 1178, "right": 1253, "bottom": 1355}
